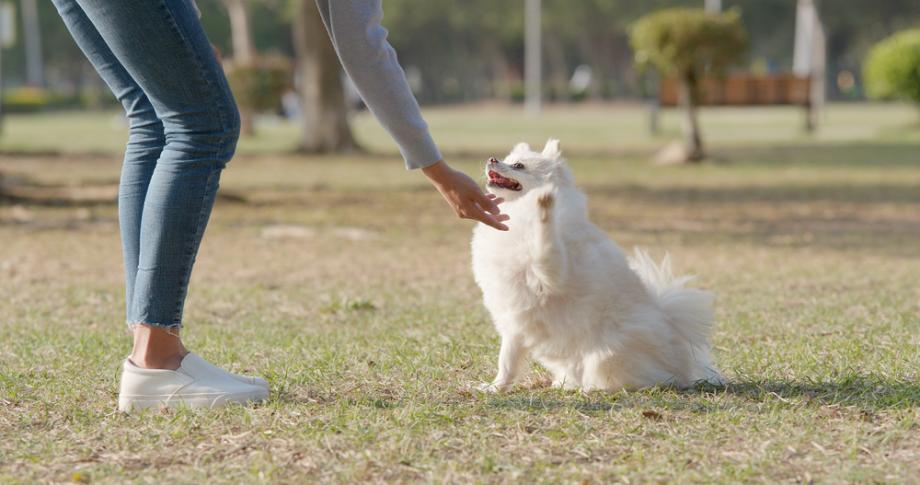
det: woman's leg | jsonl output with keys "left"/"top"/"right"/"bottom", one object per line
{"left": 51, "top": 0, "right": 190, "bottom": 369}
{"left": 61, "top": 0, "right": 239, "bottom": 331}
{"left": 51, "top": 0, "right": 162, "bottom": 317}
{"left": 53, "top": 0, "right": 264, "bottom": 412}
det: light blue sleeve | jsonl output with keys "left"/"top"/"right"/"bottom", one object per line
{"left": 314, "top": 0, "right": 443, "bottom": 169}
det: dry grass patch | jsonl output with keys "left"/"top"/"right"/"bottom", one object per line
{"left": 1, "top": 139, "right": 919, "bottom": 483}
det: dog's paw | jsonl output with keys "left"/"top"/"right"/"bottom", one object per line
{"left": 551, "top": 379, "right": 580, "bottom": 391}
{"left": 476, "top": 381, "right": 509, "bottom": 394}
{"left": 536, "top": 189, "right": 555, "bottom": 222}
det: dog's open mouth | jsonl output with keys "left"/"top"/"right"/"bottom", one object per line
{"left": 488, "top": 170, "right": 522, "bottom": 191}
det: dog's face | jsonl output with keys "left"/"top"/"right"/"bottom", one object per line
{"left": 484, "top": 139, "right": 569, "bottom": 200}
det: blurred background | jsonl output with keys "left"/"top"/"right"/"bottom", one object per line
{"left": 0, "top": 0, "right": 918, "bottom": 162}
{"left": 3, "top": 4, "right": 920, "bottom": 482}
{"left": 0, "top": 0, "right": 918, "bottom": 233}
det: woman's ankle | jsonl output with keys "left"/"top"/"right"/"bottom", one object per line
{"left": 129, "top": 349, "right": 188, "bottom": 370}
{"left": 130, "top": 324, "right": 188, "bottom": 370}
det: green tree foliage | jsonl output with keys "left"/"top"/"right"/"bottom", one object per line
{"left": 631, "top": 8, "right": 748, "bottom": 93}
{"left": 5, "top": 0, "right": 920, "bottom": 105}
{"left": 631, "top": 8, "right": 747, "bottom": 161}
{"left": 225, "top": 58, "right": 290, "bottom": 113}
{"left": 863, "top": 29, "right": 920, "bottom": 111}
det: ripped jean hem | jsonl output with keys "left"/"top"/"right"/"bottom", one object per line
{"left": 125, "top": 321, "right": 184, "bottom": 334}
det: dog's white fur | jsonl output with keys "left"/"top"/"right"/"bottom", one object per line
{"left": 472, "top": 139, "right": 722, "bottom": 392}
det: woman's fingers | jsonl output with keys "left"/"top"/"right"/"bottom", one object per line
{"left": 476, "top": 201, "right": 509, "bottom": 219}
{"left": 475, "top": 211, "right": 510, "bottom": 231}
{"left": 468, "top": 200, "right": 509, "bottom": 230}
{"left": 423, "top": 162, "right": 510, "bottom": 231}
{"left": 476, "top": 192, "right": 502, "bottom": 215}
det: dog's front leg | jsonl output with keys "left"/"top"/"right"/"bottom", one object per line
{"left": 530, "top": 188, "right": 567, "bottom": 293}
{"left": 479, "top": 333, "right": 528, "bottom": 393}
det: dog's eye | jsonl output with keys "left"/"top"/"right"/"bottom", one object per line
{"left": 512, "top": 163, "right": 525, "bottom": 170}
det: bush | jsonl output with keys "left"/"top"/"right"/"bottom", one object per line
{"left": 1, "top": 87, "right": 119, "bottom": 113}
{"left": 631, "top": 8, "right": 748, "bottom": 94}
{"left": 225, "top": 57, "right": 292, "bottom": 114}
{"left": 864, "top": 29, "right": 920, "bottom": 106}
{"left": 1, "top": 87, "right": 80, "bottom": 113}
{"left": 630, "top": 8, "right": 747, "bottom": 161}
{"left": 2, "top": 87, "right": 49, "bottom": 113}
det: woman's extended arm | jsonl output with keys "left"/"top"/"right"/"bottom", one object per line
{"left": 314, "top": 0, "right": 508, "bottom": 230}
{"left": 313, "top": 0, "right": 440, "bottom": 170}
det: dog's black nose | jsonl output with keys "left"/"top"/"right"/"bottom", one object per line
{"left": 488, "top": 157, "right": 498, "bottom": 164}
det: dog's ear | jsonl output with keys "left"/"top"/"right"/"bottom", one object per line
{"left": 513, "top": 142, "right": 531, "bottom": 153}
{"left": 542, "top": 139, "right": 562, "bottom": 160}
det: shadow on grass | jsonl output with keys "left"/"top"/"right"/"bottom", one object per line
{"left": 0, "top": 171, "right": 117, "bottom": 207}
{"left": 718, "top": 142, "right": 920, "bottom": 168}
{"left": 484, "top": 375, "right": 920, "bottom": 414}
{"left": 587, "top": 142, "right": 920, "bottom": 205}
{"left": 0, "top": 182, "right": 245, "bottom": 207}
{"left": 721, "top": 377, "right": 920, "bottom": 411}
{"left": 592, "top": 181, "right": 920, "bottom": 205}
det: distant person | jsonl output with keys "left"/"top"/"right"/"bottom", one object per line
{"left": 51, "top": 0, "right": 509, "bottom": 412}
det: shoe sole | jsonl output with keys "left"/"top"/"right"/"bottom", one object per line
{"left": 118, "top": 388, "right": 268, "bottom": 413}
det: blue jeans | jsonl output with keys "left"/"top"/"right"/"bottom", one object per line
{"left": 52, "top": 0, "right": 240, "bottom": 328}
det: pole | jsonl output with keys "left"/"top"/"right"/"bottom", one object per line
{"left": 810, "top": 3, "right": 826, "bottom": 131}
{"left": 21, "top": 0, "right": 42, "bottom": 87}
{"left": 524, "top": 0, "right": 542, "bottom": 115}
{"left": 705, "top": 0, "right": 722, "bottom": 13}
{"left": 647, "top": 71, "right": 660, "bottom": 136}
{"left": 0, "top": 3, "right": 8, "bottom": 136}
{"left": 794, "top": 0, "right": 824, "bottom": 132}
{"left": 0, "top": 38, "right": 4, "bottom": 136}
{"left": 0, "top": 1, "right": 16, "bottom": 135}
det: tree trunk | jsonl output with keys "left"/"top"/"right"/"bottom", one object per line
{"left": 576, "top": 34, "right": 613, "bottom": 101}
{"left": 222, "top": 0, "right": 256, "bottom": 135}
{"left": 291, "top": 0, "right": 357, "bottom": 153}
{"left": 482, "top": 38, "right": 512, "bottom": 102}
{"left": 21, "top": 0, "right": 44, "bottom": 87}
{"left": 677, "top": 77, "right": 704, "bottom": 162}
{"left": 576, "top": 35, "right": 601, "bottom": 100}
{"left": 238, "top": 104, "right": 255, "bottom": 137}
{"left": 545, "top": 34, "right": 570, "bottom": 102}
{"left": 223, "top": 0, "right": 255, "bottom": 65}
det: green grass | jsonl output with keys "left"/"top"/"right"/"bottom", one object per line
{"left": 1, "top": 102, "right": 918, "bottom": 157}
{"left": 1, "top": 104, "right": 919, "bottom": 483}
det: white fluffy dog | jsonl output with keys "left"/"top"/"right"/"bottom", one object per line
{"left": 472, "top": 139, "right": 723, "bottom": 392}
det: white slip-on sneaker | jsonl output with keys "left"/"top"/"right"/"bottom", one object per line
{"left": 185, "top": 353, "right": 269, "bottom": 389}
{"left": 118, "top": 353, "right": 269, "bottom": 413}
{"left": 230, "top": 373, "right": 269, "bottom": 389}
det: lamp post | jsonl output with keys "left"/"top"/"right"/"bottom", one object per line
{"left": 0, "top": 2, "right": 17, "bottom": 135}
{"left": 524, "top": 0, "right": 542, "bottom": 115}
{"left": 21, "top": 0, "right": 42, "bottom": 87}
{"left": 794, "top": 0, "right": 826, "bottom": 132}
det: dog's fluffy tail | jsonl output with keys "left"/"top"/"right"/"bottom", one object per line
{"left": 628, "top": 248, "right": 723, "bottom": 385}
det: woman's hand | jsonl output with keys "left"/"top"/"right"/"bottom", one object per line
{"left": 422, "top": 161, "right": 510, "bottom": 231}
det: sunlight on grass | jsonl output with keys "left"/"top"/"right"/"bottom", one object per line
{"left": 1, "top": 104, "right": 919, "bottom": 482}
{"left": 1, "top": 102, "right": 917, "bottom": 157}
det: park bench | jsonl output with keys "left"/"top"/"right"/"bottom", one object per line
{"left": 653, "top": 73, "right": 823, "bottom": 132}
{"left": 657, "top": 73, "right": 819, "bottom": 132}
{"left": 658, "top": 73, "right": 811, "bottom": 106}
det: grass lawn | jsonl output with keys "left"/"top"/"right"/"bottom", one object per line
{"left": 1, "top": 104, "right": 919, "bottom": 483}
{"left": 1, "top": 102, "right": 918, "bottom": 157}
